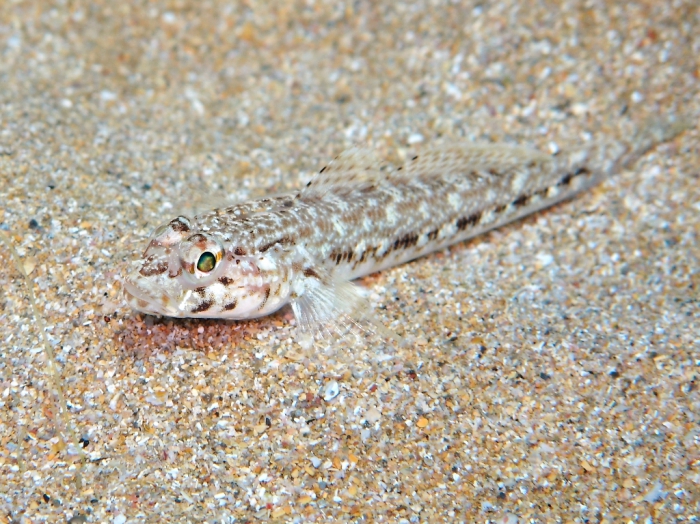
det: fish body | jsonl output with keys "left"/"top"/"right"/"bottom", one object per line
{"left": 124, "top": 120, "right": 685, "bottom": 339}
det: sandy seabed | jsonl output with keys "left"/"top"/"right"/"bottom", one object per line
{"left": 0, "top": 1, "right": 698, "bottom": 522}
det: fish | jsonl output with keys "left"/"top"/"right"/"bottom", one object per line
{"left": 123, "top": 117, "right": 687, "bottom": 343}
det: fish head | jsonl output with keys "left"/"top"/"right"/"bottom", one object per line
{"left": 124, "top": 216, "right": 286, "bottom": 319}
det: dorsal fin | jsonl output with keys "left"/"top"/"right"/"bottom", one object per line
{"left": 300, "top": 147, "right": 387, "bottom": 197}
{"left": 400, "top": 142, "right": 551, "bottom": 181}
{"left": 300, "top": 142, "right": 552, "bottom": 198}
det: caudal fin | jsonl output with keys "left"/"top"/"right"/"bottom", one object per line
{"left": 619, "top": 116, "right": 692, "bottom": 169}
{"left": 552, "top": 114, "right": 691, "bottom": 182}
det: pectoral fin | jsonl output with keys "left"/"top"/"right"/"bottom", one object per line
{"left": 290, "top": 269, "right": 400, "bottom": 348}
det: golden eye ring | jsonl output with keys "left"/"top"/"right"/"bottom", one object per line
{"left": 180, "top": 234, "right": 225, "bottom": 278}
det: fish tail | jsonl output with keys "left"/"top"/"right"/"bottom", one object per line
{"left": 553, "top": 114, "right": 691, "bottom": 182}
{"left": 619, "top": 115, "right": 692, "bottom": 169}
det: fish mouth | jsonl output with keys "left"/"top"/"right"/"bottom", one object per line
{"left": 122, "top": 277, "right": 182, "bottom": 317}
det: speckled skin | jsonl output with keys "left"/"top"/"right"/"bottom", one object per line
{"left": 124, "top": 123, "right": 683, "bottom": 337}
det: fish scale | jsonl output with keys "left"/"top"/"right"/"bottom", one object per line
{"left": 124, "top": 118, "right": 687, "bottom": 341}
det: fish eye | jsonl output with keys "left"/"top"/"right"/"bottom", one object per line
{"left": 180, "top": 233, "right": 224, "bottom": 278}
{"left": 197, "top": 251, "right": 217, "bottom": 273}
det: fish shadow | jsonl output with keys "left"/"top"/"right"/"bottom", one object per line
{"left": 113, "top": 308, "right": 292, "bottom": 357}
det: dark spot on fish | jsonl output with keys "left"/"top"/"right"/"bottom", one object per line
{"left": 259, "top": 241, "right": 276, "bottom": 253}
{"left": 559, "top": 173, "right": 574, "bottom": 186}
{"left": 223, "top": 299, "right": 238, "bottom": 311}
{"left": 306, "top": 181, "right": 312, "bottom": 187}
{"left": 558, "top": 167, "right": 588, "bottom": 187}
{"left": 488, "top": 168, "right": 500, "bottom": 176}
{"left": 427, "top": 228, "right": 439, "bottom": 241}
{"left": 513, "top": 194, "right": 530, "bottom": 207}
{"left": 456, "top": 211, "right": 482, "bottom": 231}
{"left": 194, "top": 286, "right": 207, "bottom": 297}
{"left": 412, "top": 155, "right": 418, "bottom": 161}
{"left": 282, "top": 200, "right": 293, "bottom": 208}
{"left": 494, "top": 204, "right": 507, "bottom": 214}
{"left": 168, "top": 267, "right": 182, "bottom": 278}
{"left": 303, "top": 267, "right": 320, "bottom": 279}
{"left": 319, "top": 166, "right": 327, "bottom": 173}
{"left": 260, "top": 236, "right": 293, "bottom": 253}
{"left": 188, "top": 233, "right": 207, "bottom": 244}
{"left": 169, "top": 217, "right": 190, "bottom": 232}
{"left": 397, "top": 166, "right": 403, "bottom": 171}
{"left": 258, "top": 286, "right": 271, "bottom": 310}
{"left": 139, "top": 261, "right": 168, "bottom": 276}
{"left": 219, "top": 276, "right": 234, "bottom": 285}
{"left": 234, "top": 247, "right": 247, "bottom": 256}
{"left": 393, "top": 233, "right": 419, "bottom": 251}
{"left": 535, "top": 187, "right": 548, "bottom": 198}
{"left": 192, "top": 300, "right": 213, "bottom": 313}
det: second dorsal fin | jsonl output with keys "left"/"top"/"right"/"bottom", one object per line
{"left": 300, "top": 142, "right": 552, "bottom": 198}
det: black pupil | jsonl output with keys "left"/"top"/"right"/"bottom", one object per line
{"left": 197, "top": 252, "right": 216, "bottom": 272}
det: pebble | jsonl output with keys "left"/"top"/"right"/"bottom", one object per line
{"left": 322, "top": 380, "right": 340, "bottom": 401}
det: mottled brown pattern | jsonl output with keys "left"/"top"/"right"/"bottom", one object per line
{"left": 169, "top": 217, "right": 191, "bottom": 232}
{"left": 303, "top": 267, "right": 321, "bottom": 279}
{"left": 222, "top": 299, "right": 238, "bottom": 311}
{"left": 456, "top": 212, "right": 483, "bottom": 231}
{"left": 259, "top": 236, "right": 294, "bottom": 253}
{"left": 191, "top": 299, "right": 213, "bottom": 313}
{"left": 513, "top": 194, "right": 530, "bottom": 208}
{"left": 139, "top": 260, "right": 167, "bottom": 276}
{"left": 258, "top": 286, "right": 271, "bottom": 310}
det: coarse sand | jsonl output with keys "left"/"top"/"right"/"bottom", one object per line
{"left": 0, "top": 1, "right": 698, "bottom": 522}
